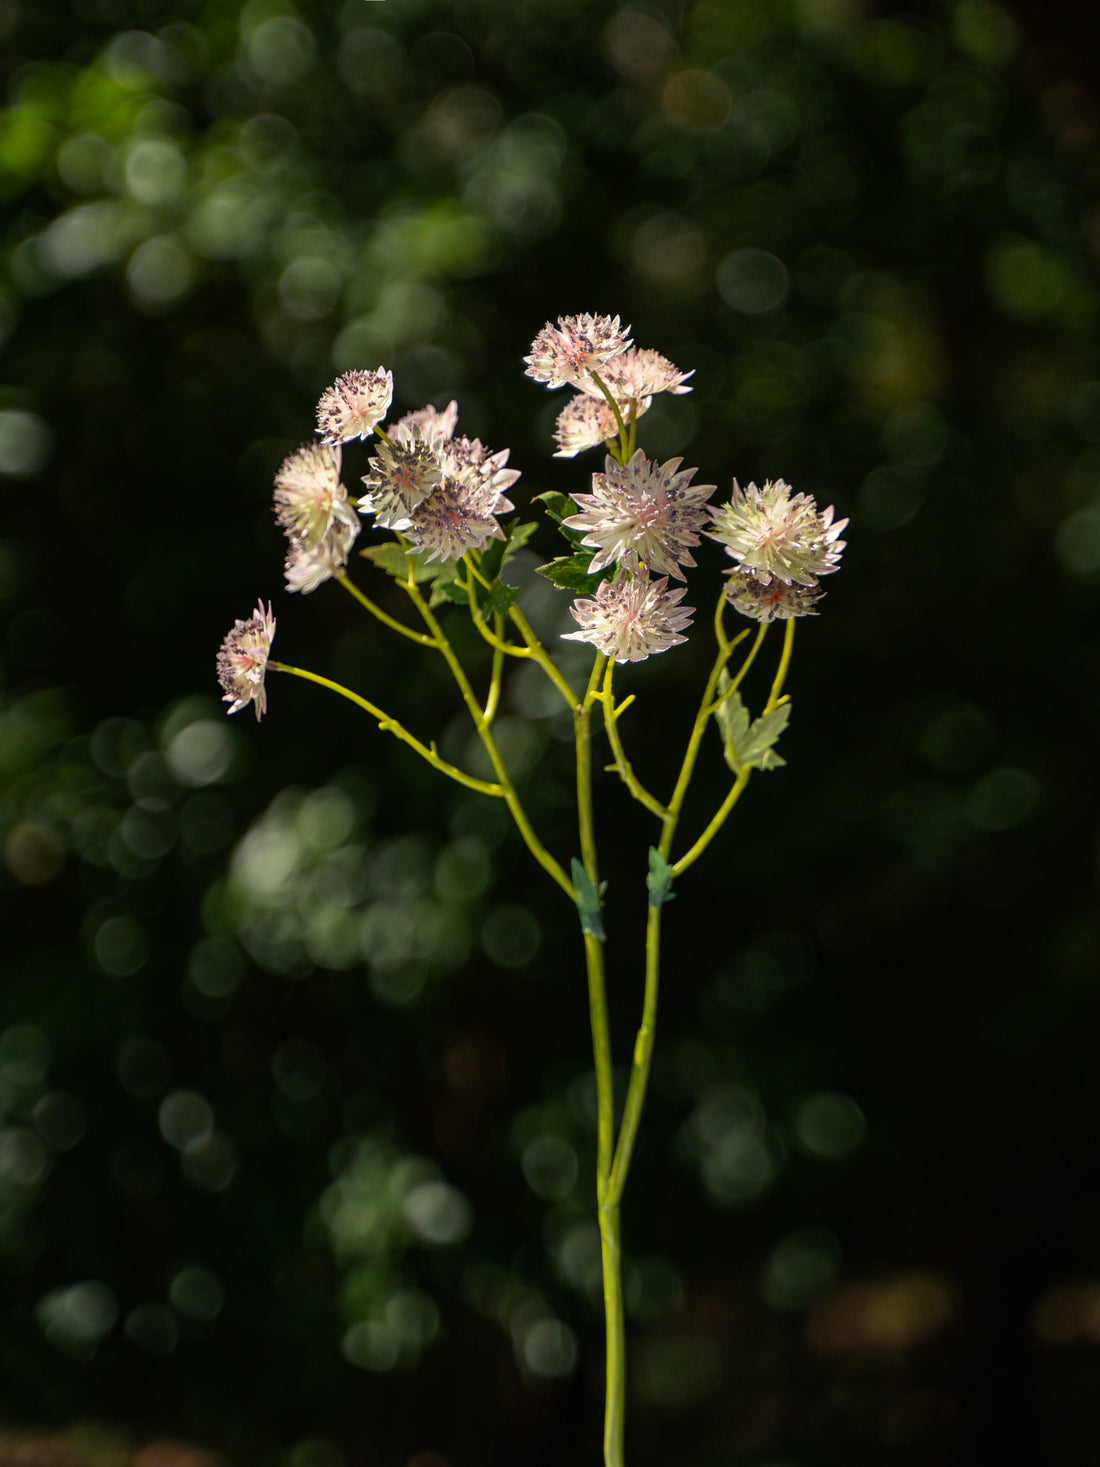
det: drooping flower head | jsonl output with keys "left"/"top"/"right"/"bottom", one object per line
{"left": 553, "top": 392, "right": 650, "bottom": 459}
{"left": 273, "top": 443, "right": 356, "bottom": 547}
{"left": 393, "top": 399, "right": 459, "bottom": 449}
{"left": 217, "top": 601, "right": 276, "bottom": 720}
{"left": 403, "top": 435, "right": 520, "bottom": 563}
{"left": 284, "top": 516, "right": 359, "bottom": 595}
{"left": 707, "top": 479, "right": 847, "bottom": 586}
{"left": 578, "top": 347, "right": 694, "bottom": 404}
{"left": 316, "top": 368, "right": 394, "bottom": 444}
{"left": 360, "top": 422, "right": 444, "bottom": 530}
{"left": 563, "top": 563, "right": 695, "bottom": 663}
{"left": 725, "top": 573, "right": 825, "bottom": 622}
{"left": 563, "top": 450, "right": 716, "bottom": 580}
{"left": 524, "top": 314, "right": 633, "bottom": 390}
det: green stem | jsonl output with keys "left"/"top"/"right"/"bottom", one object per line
{"left": 508, "top": 603, "right": 579, "bottom": 713}
{"left": 268, "top": 662, "right": 503, "bottom": 797}
{"left": 598, "top": 661, "right": 669, "bottom": 821}
{"left": 336, "top": 575, "right": 436, "bottom": 647}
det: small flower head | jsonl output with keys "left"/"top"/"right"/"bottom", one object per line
{"left": 217, "top": 601, "right": 275, "bottom": 720}
{"left": 552, "top": 392, "right": 650, "bottom": 459}
{"left": 524, "top": 314, "right": 633, "bottom": 390}
{"left": 578, "top": 347, "right": 694, "bottom": 403}
{"left": 563, "top": 564, "right": 694, "bottom": 663}
{"left": 393, "top": 399, "right": 459, "bottom": 449}
{"left": 284, "top": 516, "right": 359, "bottom": 595}
{"left": 707, "top": 479, "right": 847, "bottom": 586}
{"left": 316, "top": 368, "right": 394, "bottom": 444}
{"left": 725, "top": 572, "right": 825, "bottom": 622}
{"left": 403, "top": 435, "right": 519, "bottom": 563}
{"left": 273, "top": 443, "right": 354, "bottom": 547}
{"left": 360, "top": 424, "right": 444, "bottom": 530}
{"left": 563, "top": 450, "right": 716, "bottom": 580}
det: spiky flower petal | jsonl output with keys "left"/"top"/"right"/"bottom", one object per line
{"left": 360, "top": 424, "right": 444, "bottom": 530}
{"left": 217, "top": 601, "right": 275, "bottom": 721}
{"left": 553, "top": 392, "right": 651, "bottom": 459}
{"left": 316, "top": 368, "right": 394, "bottom": 444}
{"left": 403, "top": 436, "right": 519, "bottom": 563}
{"left": 273, "top": 443, "right": 356, "bottom": 547}
{"left": 393, "top": 399, "right": 459, "bottom": 448}
{"left": 284, "top": 516, "right": 360, "bottom": 595}
{"left": 725, "top": 573, "right": 825, "bottom": 622}
{"left": 578, "top": 347, "right": 694, "bottom": 402}
{"left": 563, "top": 564, "right": 694, "bottom": 663}
{"left": 563, "top": 450, "right": 716, "bottom": 580}
{"left": 524, "top": 314, "right": 633, "bottom": 390}
{"left": 707, "top": 480, "right": 848, "bottom": 586}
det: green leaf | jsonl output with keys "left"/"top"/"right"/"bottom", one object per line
{"left": 646, "top": 847, "right": 676, "bottom": 908}
{"left": 478, "top": 583, "right": 522, "bottom": 615}
{"left": 714, "top": 671, "right": 790, "bottom": 773}
{"left": 430, "top": 576, "right": 468, "bottom": 608}
{"left": 360, "top": 542, "right": 441, "bottom": 584}
{"left": 533, "top": 491, "right": 592, "bottom": 551}
{"left": 571, "top": 858, "right": 606, "bottom": 941}
{"left": 480, "top": 520, "right": 538, "bottom": 581}
{"left": 536, "top": 552, "right": 610, "bottom": 594}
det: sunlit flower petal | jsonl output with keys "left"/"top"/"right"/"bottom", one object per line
{"left": 552, "top": 393, "right": 651, "bottom": 458}
{"left": 273, "top": 443, "right": 353, "bottom": 547}
{"left": 576, "top": 347, "right": 694, "bottom": 402}
{"left": 524, "top": 314, "right": 633, "bottom": 390}
{"left": 725, "top": 572, "right": 825, "bottom": 622}
{"left": 393, "top": 399, "right": 459, "bottom": 448}
{"left": 562, "top": 564, "right": 694, "bottom": 663}
{"left": 360, "top": 423, "right": 443, "bottom": 530}
{"left": 403, "top": 435, "right": 519, "bottom": 563}
{"left": 316, "top": 367, "right": 394, "bottom": 444}
{"left": 707, "top": 479, "right": 847, "bottom": 586}
{"left": 284, "top": 516, "right": 360, "bottom": 594}
{"left": 217, "top": 601, "right": 275, "bottom": 720}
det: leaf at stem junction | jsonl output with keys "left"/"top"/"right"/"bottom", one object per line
{"left": 646, "top": 847, "right": 676, "bottom": 908}
{"left": 480, "top": 520, "right": 538, "bottom": 581}
{"left": 714, "top": 670, "right": 790, "bottom": 772}
{"left": 571, "top": 858, "right": 606, "bottom": 941}
{"left": 536, "top": 552, "right": 612, "bottom": 594}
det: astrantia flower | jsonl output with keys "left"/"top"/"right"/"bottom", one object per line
{"left": 360, "top": 424, "right": 444, "bottom": 530}
{"left": 707, "top": 479, "right": 847, "bottom": 586}
{"left": 563, "top": 450, "right": 716, "bottom": 580}
{"left": 524, "top": 314, "right": 633, "bottom": 390}
{"left": 217, "top": 601, "right": 275, "bottom": 721}
{"left": 553, "top": 392, "right": 651, "bottom": 459}
{"left": 403, "top": 436, "right": 520, "bottom": 563}
{"left": 393, "top": 399, "right": 459, "bottom": 449}
{"left": 578, "top": 347, "right": 694, "bottom": 403}
{"left": 316, "top": 368, "right": 393, "bottom": 444}
{"left": 273, "top": 443, "right": 356, "bottom": 547}
{"left": 725, "top": 573, "right": 825, "bottom": 622}
{"left": 284, "top": 516, "right": 359, "bottom": 595}
{"left": 563, "top": 565, "right": 695, "bottom": 663}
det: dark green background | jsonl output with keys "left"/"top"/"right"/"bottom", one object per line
{"left": 3, "top": 0, "right": 1100, "bottom": 1463}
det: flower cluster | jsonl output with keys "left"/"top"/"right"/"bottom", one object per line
{"left": 563, "top": 562, "right": 695, "bottom": 663}
{"left": 273, "top": 443, "right": 361, "bottom": 595}
{"left": 216, "top": 602, "right": 276, "bottom": 721}
{"left": 707, "top": 479, "right": 847, "bottom": 621}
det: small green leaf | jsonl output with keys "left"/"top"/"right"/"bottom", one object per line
{"left": 536, "top": 552, "right": 610, "bottom": 594}
{"left": 481, "top": 520, "right": 538, "bottom": 581}
{"left": 430, "top": 577, "right": 468, "bottom": 608}
{"left": 571, "top": 858, "right": 606, "bottom": 941}
{"left": 714, "top": 671, "right": 789, "bottom": 773}
{"left": 478, "top": 583, "right": 522, "bottom": 615}
{"left": 360, "top": 542, "right": 445, "bottom": 584}
{"left": 532, "top": 491, "right": 575, "bottom": 524}
{"left": 646, "top": 847, "right": 676, "bottom": 908}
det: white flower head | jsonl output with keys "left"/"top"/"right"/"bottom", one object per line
{"left": 393, "top": 399, "right": 459, "bottom": 449}
{"left": 273, "top": 443, "right": 355, "bottom": 547}
{"left": 360, "top": 423, "right": 444, "bottom": 530}
{"left": 217, "top": 601, "right": 276, "bottom": 721}
{"left": 403, "top": 435, "right": 519, "bottom": 563}
{"left": 284, "top": 516, "right": 360, "bottom": 595}
{"left": 553, "top": 392, "right": 651, "bottom": 459}
{"left": 563, "top": 564, "right": 694, "bottom": 663}
{"left": 707, "top": 479, "right": 848, "bottom": 586}
{"left": 725, "top": 572, "right": 825, "bottom": 622}
{"left": 524, "top": 314, "right": 633, "bottom": 390}
{"left": 316, "top": 368, "right": 394, "bottom": 444}
{"left": 578, "top": 347, "right": 694, "bottom": 403}
{"left": 563, "top": 450, "right": 716, "bottom": 580}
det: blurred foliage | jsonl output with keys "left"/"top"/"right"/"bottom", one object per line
{"left": 3, "top": 0, "right": 1100, "bottom": 1464}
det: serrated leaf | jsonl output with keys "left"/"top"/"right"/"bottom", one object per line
{"left": 536, "top": 552, "right": 610, "bottom": 594}
{"left": 480, "top": 519, "right": 538, "bottom": 581}
{"left": 360, "top": 542, "right": 448, "bottom": 585}
{"left": 714, "top": 671, "right": 790, "bottom": 773}
{"left": 430, "top": 577, "right": 468, "bottom": 608}
{"left": 571, "top": 858, "right": 606, "bottom": 941}
{"left": 533, "top": 490, "right": 593, "bottom": 551}
{"left": 478, "top": 583, "right": 522, "bottom": 615}
{"left": 646, "top": 847, "right": 676, "bottom": 908}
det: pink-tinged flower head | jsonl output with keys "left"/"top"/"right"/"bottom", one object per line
{"left": 360, "top": 423, "right": 444, "bottom": 530}
{"left": 707, "top": 480, "right": 847, "bottom": 586}
{"left": 316, "top": 368, "right": 394, "bottom": 444}
{"left": 273, "top": 443, "right": 356, "bottom": 547}
{"left": 725, "top": 572, "right": 825, "bottom": 622}
{"left": 553, "top": 392, "right": 651, "bottom": 459}
{"left": 578, "top": 347, "right": 694, "bottom": 402}
{"left": 563, "top": 564, "right": 695, "bottom": 663}
{"left": 217, "top": 601, "right": 275, "bottom": 721}
{"left": 393, "top": 399, "right": 459, "bottom": 448}
{"left": 524, "top": 314, "right": 633, "bottom": 390}
{"left": 284, "top": 516, "right": 360, "bottom": 595}
{"left": 403, "top": 435, "right": 520, "bottom": 563}
{"left": 563, "top": 450, "right": 716, "bottom": 580}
